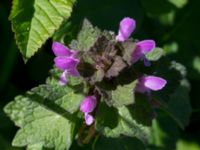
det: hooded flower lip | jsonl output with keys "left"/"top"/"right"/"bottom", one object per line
{"left": 52, "top": 42, "right": 76, "bottom": 57}
{"left": 52, "top": 42, "right": 80, "bottom": 85}
{"left": 116, "top": 17, "right": 136, "bottom": 42}
{"left": 132, "top": 40, "right": 156, "bottom": 66}
{"left": 135, "top": 75, "right": 167, "bottom": 93}
{"left": 80, "top": 96, "right": 97, "bottom": 125}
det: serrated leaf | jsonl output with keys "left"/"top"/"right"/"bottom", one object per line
{"left": 111, "top": 80, "right": 137, "bottom": 107}
{"left": 96, "top": 106, "right": 150, "bottom": 144}
{"left": 4, "top": 77, "right": 84, "bottom": 150}
{"left": 146, "top": 47, "right": 164, "bottom": 61}
{"left": 77, "top": 19, "right": 101, "bottom": 51}
{"left": 10, "top": 0, "right": 76, "bottom": 60}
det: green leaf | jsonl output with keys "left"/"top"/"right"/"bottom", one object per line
{"left": 10, "top": 0, "right": 76, "bottom": 60}
{"left": 96, "top": 106, "right": 150, "bottom": 145}
{"left": 146, "top": 47, "right": 164, "bottom": 61}
{"left": 4, "top": 77, "right": 84, "bottom": 150}
{"left": 77, "top": 19, "right": 101, "bottom": 51}
{"left": 111, "top": 80, "right": 137, "bottom": 107}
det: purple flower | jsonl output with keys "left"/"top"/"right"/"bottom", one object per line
{"left": 116, "top": 17, "right": 136, "bottom": 42}
{"left": 132, "top": 40, "right": 156, "bottom": 66}
{"left": 80, "top": 96, "right": 97, "bottom": 125}
{"left": 52, "top": 42, "right": 80, "bottom": 85}
{"left": 135, "top": 75, "right": 167, "bottom": 93}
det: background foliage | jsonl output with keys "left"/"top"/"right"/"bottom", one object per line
{"left": 0, "top": 0, "right": 200, "bottom": 149}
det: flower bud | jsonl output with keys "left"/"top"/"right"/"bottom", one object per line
{"left": 116, "top": 17, "right": 136, "bottom": 42}
{"left": 80, "top": 96, "right": 97, "bottom": 113}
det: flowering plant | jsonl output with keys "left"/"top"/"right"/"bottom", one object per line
{"left": 3, "top": 1, "right": 191, "bottom": 149}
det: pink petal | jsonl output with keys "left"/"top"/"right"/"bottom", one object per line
{"left": 143, "top": 76, "right": 167, "bottom": 91}
{"left": 116, "top": 17, "right": 136, "bottom": 42}
{"left": 132, "top": 40, "right": 156, "bottom": 63}
{"left": 80, "top": 96, "right": 97, "bottom": 113}
{"left": 54, "top": 57, "right": 79, "bottom": 71}
{"left": 136, "top": 40, "right": 156, "bottom": 54}
{"left": 136, "top": 75, "right": 167, "bottom": 93}
{"left": 84, "top": 113, "right": 94, "bottom": 125}
{"left": 59, "top": 71, "right": 68, "bottom": 86}
{"left": 68, "top": 68, "right": 80, "bottom": 77}
{"left": 52, "top": 42, "right": 73, "bottom": 57}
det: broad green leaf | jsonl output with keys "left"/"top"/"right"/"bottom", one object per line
{"left": 4, "top": 77, "right": 84, "bottom": 150}
{"left": 77, "top": 19, "right": 101, "bottom": 51}
{"left": 146, "top": 47, "right": 163, "bottom": 61}
{"left": 10, "top": 0, "right": 76, "bottom": 60}
{"left": 96, "top": 106, "right": 150, "bottom": 144}
{"left": 111, "top": 80, "right": 137, "bottom": 107}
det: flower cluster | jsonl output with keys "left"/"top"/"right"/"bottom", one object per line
{"left": 52, "top": 17, "right": 167, "bottom": 126}
{"left": 115, "top": 17, "right": 166, "bottom": 94}
{"left": 52, "top": 42, "right": 80, "bottom": 85}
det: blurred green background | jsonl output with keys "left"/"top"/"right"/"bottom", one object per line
{"left": 1, "top": 0, "right": 200, "bottom": 149}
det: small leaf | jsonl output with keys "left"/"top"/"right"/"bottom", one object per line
{"left": 146, "top": 47, "right": 164, "bottom": 61}
{"left": 10, "top": 0, "right": 76, "bottom": 60}
{"left": 77, "top": 19, "right": 101, "bottom": 51}
{"left": 111, "top": 80, "right": 137, "bottom": 107}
